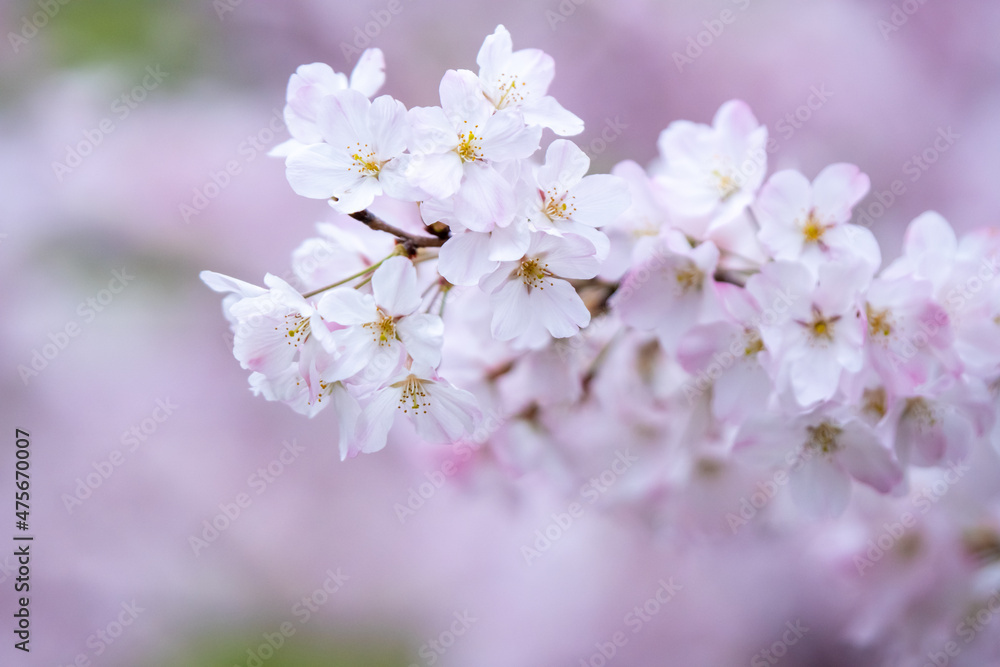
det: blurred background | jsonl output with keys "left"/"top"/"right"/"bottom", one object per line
{"left": 2, "top": 0, "right": 1000, "bottom": 665}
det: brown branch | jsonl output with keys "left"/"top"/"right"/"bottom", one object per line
{"left": 348, "top": 209, "right": 447, "bottom": 250}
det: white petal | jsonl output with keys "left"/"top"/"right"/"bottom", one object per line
{"left": 537, "top": 139, "right": 589, "bottom": 190}
{"left": 490, "top": 279, "right": 532, "bottom": 340}
{"left": 836, "top": 421, "right": 901, "bottom": 493}
{"left": 199, "top": 271, "right": 267, "bottom": 298}
{"left": 396, "top": 313, "right": 445, "bottom": 368}
{"left": 567, "top": 174, "right": 631, "bottom": 227}
{"left": 454, "top": 162, "right": 516, "bottom": 231}
{"left": 522, "top": 96, "right": 584, "bottom": 136}
{"left": 812, "top": 163, "right": 870, "bottom": 222}
{"left": 529, "top": 278, "right": 590, "bottom": 338}
{"left": 415, "top": 380, "right": 481, "bottom": 442}
{"left": 481, "top": 110, "right": 542, "bottom": 162}
{"left": 372, "top": 256, "right": 421, "bottom": 316}
{"left": 791, "top": 456, "right": 852, "bottom": 518}
{"left": 285, "top": 144, "right": 359, "bottom": 199}
{"left": 355, "top": 386, "right": 401, "bottom": 454}
{"left": 330, "top": 383, "right": 364, "bottom": 460}
{"left": 348, "top": 48, "right": 386, "bottom": 97}
{"left": 438, "top": 232, "right": 498, "bottom": 286}
{"left": 316, "top": 289, "right": 377, "bottom": 326}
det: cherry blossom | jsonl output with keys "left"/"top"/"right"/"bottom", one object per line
{"left": 479, "top": 232, "right": 599, "bottom": 346}
{"left": 475, "top": 24, "right": 583, "bottom": 136}
{"left": 316, "top": 256, "right": 444, "bottom": 384}
{"left": 285, "top": 89, "right": 413, "bottom": 213}
{"left": 653, "top": 100, "right": 768, "bottom": 230}
{"left": 270, "top": 49, "right": 386, "bottom": 157}
{"left": 406, "top": 69, "right": 541, "bottom": 230}
{"left": 754, "top": 163, "right": 878, "bottom": 274}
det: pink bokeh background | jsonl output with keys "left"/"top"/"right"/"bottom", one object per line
{"left": 3, "top": 0, "right": 1000, "bottom": 665}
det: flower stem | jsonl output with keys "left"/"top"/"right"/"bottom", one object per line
{"left": 300, "top": 250, "right": 399, "bottom": 299}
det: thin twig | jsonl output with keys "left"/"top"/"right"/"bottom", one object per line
{"left": 348, "top": 209, "right": 447, "bottom": 249}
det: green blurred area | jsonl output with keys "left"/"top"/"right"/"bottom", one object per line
{"left": 158, "top": 628, "right": 413, "bottom": 667}
{"left": 8, "top": 0, "right": 208, "bottom": 76}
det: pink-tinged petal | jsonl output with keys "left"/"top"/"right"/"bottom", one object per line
{"left": 348, "top": 48, "right": 385, "bottom": 97}
{"left": 733, "top": 416, "right": 795, "bottom": 467}
{"left": 372, "top": 256, "right": 420, "bottom": 316}
{"left": 490, "top": 279, "right": 532, "bottom": 340}
{"left": 790, "top": 455, "right": 852, "bottom": 518}
{"left": 825, "top": 224, "right": 882, "bottom": 275}
{"left": 481, "top": 110, "right": 542, "bottom": 162}
{"left": 439, "top": 232, "right": 498, "bottom": 286}
{"left": 329, "top": 383, "right": 363, "bottom": 460}
{"left": 316, "top": 289, "right": 377, "bottom": 326}
{"left": 285, "top": 144, "right": 359, "bottom": 199}
{"left": 439, "top": 68, "right": 491, "bottom": 123}
{"left": 713, "top": 99, "right": 761, "bottom": 142}
{"left": 712, "top": 361, "right": 771, "bottom": 423}
{"left": 316, "top": 89, "right": 370, "bottom": 148}
{"left": 836, "top": 421, "right": 902, "bottom": 493}
{"left": 454, "top": 163, "right": 516, "bottom": 231}
{"left": 504, "top": 47, "right": 555, "bottom": 93}
{"left": 902, "top": 211, "right": 959, "bottom": 286}
{"left": 407, "top": 152, "right": 463, "bottom": 200}
{"left": 355, "top": 386, "right": 401, "bottom": 454}
{"left": 285, "top": 63, "right": 348, "bottom": 143}
{"left": 529, "top": 278, "right": 590, "bottom": 338}
{"left": 677, "top": 322, "right": 736, "bottom": 373}
{"left": 376, "top": 158, "right": 424, "bottom": 202}
{"left": 812, "top": 163, "right": 870, "bottom": 222}
{"left": 613, "top": 260, "right": 677, "bottom": 330}
{"left": 551, "top": 223, "right": 609, "bottom": 263}
{"left": 539, "top": 233, "right": 601, "bottom": 279}
{"left": 368, "top": 95, "right": 408, "bottom": 157}
{"left": 538, "top": 139, "right": 589, "bottom": 190}
{"left": 815, "top": 258, "right": 872, "bottom": 314}
{"left": 199, "top": 271, "right": 267, "bottom": 298}
{"left": 789, "top": 350, "right": 841, "bottom": 407}
{"left": 755, "top": 170, "right": 812, "bottom": 258}
{"left": 476, "top": 24, "right": 513, "bottom": 78}
{"left": 488, "top": 221, "right": 531, "bottom": 261}
{"left": 324, "top": 327, "right": 377, "bottom": 379}
{"left": 568, "top": 174, "right": 631, "bottom": 227}
{"left": 329, "top": 176, "right": 382, "bottom": 214}
{"left": 267, "top": 138, "right": 306, "bottom": 158}
{"left": 523, "top": 96, "right": 583, "bottom": 136}
{"left": 396, "top": 313, "right": 445, "bottom": 368}
{"left": 415, "top": 381, "right": 481, "bottom": 442}
{"left": 407, "top": 106, "right": 460, "bottom": 153}
{"left": 718, "top": 281, "right": 762, "bottom": 323}
{"left": 479, "top": 261, "right": 516, "bottom": 295}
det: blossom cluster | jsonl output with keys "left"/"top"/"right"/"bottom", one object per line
{"left": 202, "top": 26, "right": 1000, "bottom": 519}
